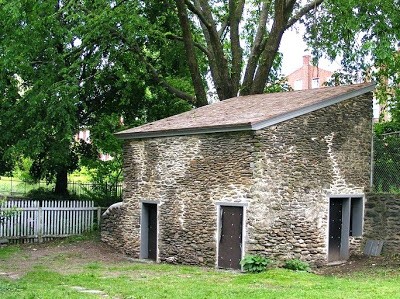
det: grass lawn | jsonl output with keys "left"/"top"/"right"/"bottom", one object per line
{"left": 0, "top": 176, "right": 54, "bottom": 196}
{"left": 0, "top": 238, "right": 399, "bottom": 299}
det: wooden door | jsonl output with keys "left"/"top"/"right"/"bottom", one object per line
{"left": 218, "top": 206, "right": 243, "bottom": 269}
{"left": 147, "top": 204, "right": 157, "bottom": 261}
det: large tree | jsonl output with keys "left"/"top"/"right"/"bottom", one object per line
{"left": 0, "top": 0, "right": 193, "bottom": 194}
{"left": 116, "top": 0, "right": 398, "bottom": 105}
{"left": 1, "top": 0, "right": 398, "bottom": 194}
{"left": 167, "top": 0, "right": 325, "bottom": 103}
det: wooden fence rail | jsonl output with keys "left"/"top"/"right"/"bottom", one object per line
{"left": 0, "top": 200, "right": 101, "bottom": 243}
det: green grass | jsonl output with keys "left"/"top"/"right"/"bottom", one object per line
{"left": 0, "top": 257, "right": 399, "bottom": 298}
{"left": 68, "top": 167, "right": 92, "bottom": 183}
{"left": 0, "top": 245, "right": 20, "bottom": 260}
{"left": 0, "top": 176, "right": 53, "bottom": 196}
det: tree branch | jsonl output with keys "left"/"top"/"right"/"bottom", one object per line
{"left": 120, "top": 37, "right": 196, "bottom": 104}
{"left": 217, "top": 18, "right": 229, "bottom": 39}
{"left": 175, "top": 0, "right": 208, "bottom": 107}
{"left": 165, "top": 32, "right": 211, "bottom": 58}
{"left": 250, "top": 0, "right": 296, "bottom": 94}
{"left": 184, "top": 0, "right": 212, "bottom": 28}
{"left": 286, "top": 0, "right": 324, "bottom": 29}
{"left": 151, "top": 68, "right": 197, "bottom": 104}
{"left": 190, "top": 0, "right": 224, "bottom": 100}
{"left": 241, "top": 1, "right": 272, "bottom": 94}
{"left": 108, "top": 25, "right": 197, "bottom": 104}
{"left": 229, "top": 0, "right": 245, "bottom": 95}
{"left": 190, "top": 0, "right": 234, "bottom": 100}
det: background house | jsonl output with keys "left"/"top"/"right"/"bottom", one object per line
{"left": 287, "top": 55, "right": 334, "bottom": 90}
{"left": 102, "top": 83, "right": 374, "bottom": 269}
{"left": 74, "top": 129, "right": 113, "bottom": 161}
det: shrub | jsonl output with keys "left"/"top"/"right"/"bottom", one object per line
{"left": 283, "top": 259, "right": 311, "bottom": 272}
{"left": 240, "top": 254, "right": 271, "bottom": 273}
{"left": 0, "top": 196, "right": 20, "bottom": 224}
{"left": 27, "top": 188, "right": 80, "bottom": 202}
{"left": 26, "top": 186, "right": 121, "bottom": 207}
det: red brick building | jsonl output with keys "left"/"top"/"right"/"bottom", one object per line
{"left": 287, "top": 55, "right": 333, "bottom": 90}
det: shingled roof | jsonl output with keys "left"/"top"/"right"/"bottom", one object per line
{"left": 116, "top": 82, "right": 375, "bottom": 140}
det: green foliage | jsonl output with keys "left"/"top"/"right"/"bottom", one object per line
{"left": 12, "top": 157, "right": 34, "bottom": 183}
{"left": 69, "top": 167, "right": 91, "bottom": 183}
{"left": 303, "top": 0, "right": 399, "bottom": 111}
{"left": 240, "top": 254, "right": 272, "bottom": 273}
{"left": 0, "top": 0, "right": 193, "bottom": 194}
{"left": 0, "top": 197, "right": 20, "bottom": 224}
{"left": 283, "top": 259, "right": 311, "bottom": 272}
{"left": 373, "top": 122, "right": 400, "bottom": 192}
{"left": 79, "top": 187, "right": 121, "bottom": 208}
{"left": 25, "top": 185, "right": 119, "bottom": 207}
{"left": 264, "top": 78, "right": 293, "bottom": 94}
{"left": 26, "top": 188, "right": 80, "bottom": 202}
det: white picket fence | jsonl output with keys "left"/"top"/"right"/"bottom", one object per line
{"left": 0, "top": 200, "right": 101, "bottom": 243}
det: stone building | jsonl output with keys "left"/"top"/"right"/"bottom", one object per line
{"left": 287, "top": 55, "right": 334, "bottom": 90}
{"left": 102, "top": 83, "right": 375, "bottom": 269}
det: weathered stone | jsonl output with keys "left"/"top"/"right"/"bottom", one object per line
{"left": 101, "top": 93, "right": 372, "bottom": 266}
{"left": 364, "top": 193, "right": 400, "bottom": 254}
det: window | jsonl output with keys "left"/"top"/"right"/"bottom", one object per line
{"left": 293, "top": 80, "right": 302, "bottom": 90}
{"left": 312, "top": 78, "right": 320, "bottom": 89}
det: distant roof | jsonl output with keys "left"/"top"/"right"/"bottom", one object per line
{"left": 116, "top": 82, "right": 375, "bottom": 140}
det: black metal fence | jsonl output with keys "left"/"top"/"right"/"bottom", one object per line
{"left": 68, "top": 181, "right": 123, "bottom": 197}
{"left": 0, "top": 177, "right": 122, "bottom": 197}
{"left": 372, "top": 132, "right": 400, "bottom": 193}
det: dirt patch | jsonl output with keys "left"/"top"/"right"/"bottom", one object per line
{"left": 1, "top": 238, "right": 399, "bottom": 277}
{"left": 0, "top": 238, "right": 127, "bottom": 277}
{"left": 315, "top": 254, "right": 400, "bottom": 276}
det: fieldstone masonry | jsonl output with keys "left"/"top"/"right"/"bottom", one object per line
{"left": 364, "top": 193, "right": 400, "bottom": 254}
{"left": 102, "top": 93, "right": 372, "bottom": 266}
{"left": 101, "top": 202, "right": 125, "bottom": 252}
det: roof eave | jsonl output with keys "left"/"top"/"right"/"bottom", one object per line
{"left": 251, "top": 82, "right": 376, "bottom": 130}
{"left": 115, "top": 123, "right": 253, "bottom": 140}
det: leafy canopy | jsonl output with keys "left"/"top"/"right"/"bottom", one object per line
{"left": 0, "top": 0, "right": 192, "bottom": 193}
{"left": 304, "top": 0, "right": 399, "bottom": 110}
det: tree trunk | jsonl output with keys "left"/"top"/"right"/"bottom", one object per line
{"left": 175, "top": 0, "right": 208, "bottom": 106}
{"left": 55, "top": 168, "right": 68, "bottom": 195}
{"left": 248, "top": 0, "right": 295, "bottom": 94}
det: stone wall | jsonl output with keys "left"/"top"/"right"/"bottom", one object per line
{"left": 364, "top": 193, "right": 400, "bottom": 254}
{"left": 120, "top": 132, "right": 255, "bottom": 266}
{"left": 105, "top": 92, "right": 372, "bottom": 266}
{"left": 101, "top": 202, "right": 126, "bottom": 252}
{"left": 246, "top": 94, "right": 372, "bottom": 264}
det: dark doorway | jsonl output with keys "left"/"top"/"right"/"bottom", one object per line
{"left": 328, "top": 197, "right": 352, "bottom": 262}
{"left": 328, "top": 199, "right": 343, "bottom": 262}
{"left": 140, "top": 203, "right": 158, "bottom": 260}
{"left": 218, "top": 206, "right": 243, "bottom": 269}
